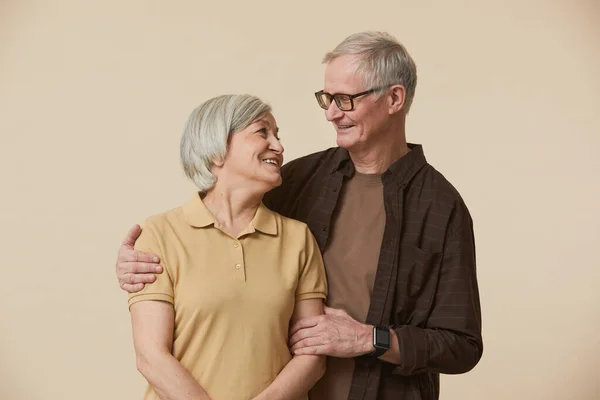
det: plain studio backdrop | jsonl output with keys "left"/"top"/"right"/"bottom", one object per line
{"left": 1, "top": 0, "right": 598, "bottom": 399}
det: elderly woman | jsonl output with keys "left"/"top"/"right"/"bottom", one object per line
{"left": 128, "top": 94, "right": 327, "bottom": 400}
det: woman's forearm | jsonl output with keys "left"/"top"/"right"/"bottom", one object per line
{"left": 253, "top": 355, "right": 325, "bottom": 400}
{"left": 137, "top": 350, "right": 211, "bottom": 400}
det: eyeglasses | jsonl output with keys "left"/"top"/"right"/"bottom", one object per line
{"left": 314, "top": 86, "right": 389, "bottom": 111}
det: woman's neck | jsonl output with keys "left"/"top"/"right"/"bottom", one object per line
{"left": 202, "top": 185, "right": 263, "bottom": 238}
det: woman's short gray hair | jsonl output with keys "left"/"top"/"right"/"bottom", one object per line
{"left": 323, "top": 31, "right": 418, "bottom": 113}
{"left": 180, "top": 94, "right": 272, "bottom": 192}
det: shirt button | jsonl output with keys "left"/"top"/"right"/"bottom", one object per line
{"left": 235, "top": 264, "right": 241, "bottom": 269}
{"left": 233, "top": 242, "right": 239, "bottom": 248}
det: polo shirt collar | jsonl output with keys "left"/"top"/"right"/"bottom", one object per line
{"left": 183, "top": 193, "right": 278, "bottom": 235}
{"left": 251, "top": 202, "right": 278, "bottom": 235}
{"left": 183, "top": 193, "right": 215, "bottom": 228}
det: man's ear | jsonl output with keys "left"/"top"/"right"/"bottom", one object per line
{"left": 388, "top": 85, "right": 406, "bottom": 114}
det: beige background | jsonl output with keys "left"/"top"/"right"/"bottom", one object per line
{"left": 1, "top": 0, "right": 599, "bottom": 399}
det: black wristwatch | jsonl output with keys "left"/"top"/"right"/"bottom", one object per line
{"left": 368, "top": 325, "right": 390, "bottom": 358}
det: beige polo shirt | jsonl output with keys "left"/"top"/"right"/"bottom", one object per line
{"left": 128, "top": 194, "right": 328, "bottom": 400}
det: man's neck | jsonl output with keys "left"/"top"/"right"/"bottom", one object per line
{"left": 349, "top": 141, "right": 410, "bottom": 174}
{"left": 202, "top": 184, "right": 263, "bottom": 237}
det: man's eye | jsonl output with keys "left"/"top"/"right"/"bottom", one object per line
{"left": 257, "top": 128, "right": 267, "bottom": 136}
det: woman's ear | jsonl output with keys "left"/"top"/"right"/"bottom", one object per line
{"left": 211, "top": 156, "right": 224, "bottom": 168}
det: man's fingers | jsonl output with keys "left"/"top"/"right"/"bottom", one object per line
{"left": 118, "top": 260, "right": 162, "bottom": 276}
{"left": 121, "top": 224, "right": 142, "bottom": 248}
{"left": 290, "top": 336, "right": 325, "bottom": 353}
{"left": 120, "top": 282, "right": 145, "bottom": 293}
{"left": 124, "top": 272, "right": 157, "bottom": 285}
{"left": 134, "top": 251, "right": 161, "bottom": 264}
{"left": 289, "top": 327, "right": 318, "bottom": 347}
{"left": 292, "top": 345, "right": 327, "bottom": 356}
{"left": 289, "top": 316, "right": 320, "bottom": 337}
{"left": 136, "top": 262, "right": 162, "bottom": 274}
{"left": 290, "top": 337, "right": 312, "bottom": 353}
{"left": 118, "top": 248, "right": 160, "bottom": 264}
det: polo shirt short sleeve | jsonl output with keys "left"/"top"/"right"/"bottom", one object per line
{"left": 296, "top": 230, "right": 328, "bottom": 302}
{"left": 128, "top": 221, "right": 174, "bottom": 305}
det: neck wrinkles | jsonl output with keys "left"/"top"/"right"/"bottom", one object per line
{"left": 350, "top": 141, "right": 409, "bottom": 174}
{"left": 202, "top": 184, "right": 263, "bottom": 237}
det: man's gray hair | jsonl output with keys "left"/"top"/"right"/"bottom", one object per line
{"left": 323, "top": 31, "right": 418, "bottom": 113}
{"left": 180, "top": 94, "right": 272, "bottom": 192}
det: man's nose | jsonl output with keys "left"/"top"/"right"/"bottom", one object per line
{"left": 325, "top": 101, "right": 343, "bottom": 121}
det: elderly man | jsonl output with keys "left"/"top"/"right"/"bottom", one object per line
{"left": 116, "top": 31, "right": 483, "bottom": 400}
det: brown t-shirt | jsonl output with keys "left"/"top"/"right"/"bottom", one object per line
{"left": 309, "top": 172, "right": 385, "bottom": 400}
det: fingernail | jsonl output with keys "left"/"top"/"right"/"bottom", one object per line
{"left": 153, "top": 256, "right": 159, "bottom": 262}
{"left": 155, "top": 266, "right": 162, "bottom": 272}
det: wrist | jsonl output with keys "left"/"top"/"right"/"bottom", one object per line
{"left": 358, "top": 324, "right": 376, "bottom": 355}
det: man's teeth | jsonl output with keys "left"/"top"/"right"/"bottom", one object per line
{"left": 338, "top": 125, "right": 353, "bottom": 129}
{"left": 264, "top": 159, "right": 278, "bottom": 165}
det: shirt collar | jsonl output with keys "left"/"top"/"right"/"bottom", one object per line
{"left": 183, "top": 193, "right": 215, "bottom": 228}
{"left": 385, "top": 143, "right": 428, "bottom": 186}
{"left": 330, "top": 143, "right": 427, "bottom": 186}
{"left": 251, "top": 202, "right": 278, "bottom": 235}
{"left": 183, "top": 193, "right": 277, "bottom": 235}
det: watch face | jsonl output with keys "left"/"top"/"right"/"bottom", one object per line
{"left": 376, "top": 328, "right": 390, "bottom": 347}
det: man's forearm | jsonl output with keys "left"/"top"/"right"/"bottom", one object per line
{"left": 392, "top": 325, "right": 482, "bottom": 375}
{"left": 355, "top": 322, "right": 480, "bottom": 374}
{"left": 254, "top": 355, "right": 325, "bottom": 400}
{"left": 137, "top": 351, "right": 211, "bottom": 400}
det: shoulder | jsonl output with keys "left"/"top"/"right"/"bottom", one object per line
{"left": 273, "top": 210, "right": 311, "bottom": 233}
{"left": 142, "top": 205, "right": 183, "bottom": 226}
{"left": 270, "top": 210, "right": 315, "bottom": 242}
{"left": 139, "top": 205, "right": 188, "bottom": 238}
{"left": 411, "top": 163, "right": 470, "bottom": 211}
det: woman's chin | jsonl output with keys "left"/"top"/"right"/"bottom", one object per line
{"left": 262, "top": 176, "right": 282, "bottom": 191}
{"left": 247, "top": 175, "right": 282, "bottom": 194}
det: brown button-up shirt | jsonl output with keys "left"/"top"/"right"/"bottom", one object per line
{"left": 263, "top": 144, "right": 483, "bottom": 400}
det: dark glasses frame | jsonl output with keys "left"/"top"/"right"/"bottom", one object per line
{"left": 314, "top": 86, "right": 389, "bottom": 111}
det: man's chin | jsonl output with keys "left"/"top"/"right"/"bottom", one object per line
{"left": 336, "top": 134, "right": 359, "bottom": 151}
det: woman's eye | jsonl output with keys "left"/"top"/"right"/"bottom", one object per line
{"left": 257, "top": 128, "right": 267, "bottom": 136}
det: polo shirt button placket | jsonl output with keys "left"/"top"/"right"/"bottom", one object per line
{"left": 234, "top": 262, "right": 246, "bottom": 282}
{"left": 233, "top": 241, "right": 245, "bottom": 282}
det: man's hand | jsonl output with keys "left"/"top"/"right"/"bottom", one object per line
{"left": 288, "top": 306, "right": 373, "bottom": 358}
{"left": 116, "top": 224, "right": 163, "bottom": 293}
